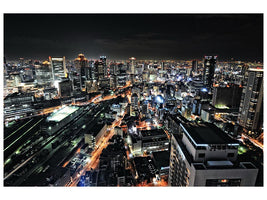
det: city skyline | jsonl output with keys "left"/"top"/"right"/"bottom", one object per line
{"left": 3, "top": 13, "right": 264, "bottom": 188}
{"left": 4, "top": 14, "right": 263, "bottom": 61}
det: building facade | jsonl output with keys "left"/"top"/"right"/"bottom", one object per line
{"left": 238, "top": 68, "right": 263, "bottom": 137}
{"left": 168, "top": 122, "right": 258, "bottom": 186}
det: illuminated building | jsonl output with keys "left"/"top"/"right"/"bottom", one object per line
{"left": 43, "top": 106, "right": 81, "bottom": 135}
{"left": 129, "top": 57, "right": 136, "bottom": 74}
{"left": 4, "top": 92, "right": 36, "bottom": 121}
{"left": 116, "top": 63, "right": 127, "bottom": 87}
{"left": 84, "top": 120, "right": 107, "bottom": 149}
{"left": 141, "top": 101, "right": 149, "bottom": 116}
{"left": 85, "top": 80, "right": 98, "bottom": 93}
{"left": 131, "top": 93, "right": 139, "bottom": 111}
{"left": 8, "top": 72, "right": 21, "bottom": 88}
{"left": 19, "top": 57, "right": 24, "bottom": 67}
{"left": 43, "top": 88, "right": 58, "bottom": 100}
{"left": 4, "top": 92, "right": 35, "bottom": 106}
{"left": 94, "top": 60, "right": 104, "bottom": 80}
{"left": 89, "top": 60, "right": 96, "bottom": 79}
{"left": 238, "top": 68, "right": 263, "bottom": 137}
{"left": 203, "top": 56, "right": 217, "bottom": 90}
{"left": 20, "top": 67, "right": 34, "bottom": 82}
{"left": 141, "top": 129, "right": 169, "bottom": 154}
{"left": 49, "top": 56, "right": 67, "bottom": 86}
{"left": 109, "top": 62, "right": 117, "bottom": 75}
{"left": 192, "top": 60, "right": 198, "bottom": 73}
{"left": 100, "top": 56, "right": 107, "bottom": 77}
{"left": 58, "top": 79, "right": 73, "bottom": 97}
{"left": 74, "top": 54, "right": 89, "bottom": 90}
{"left": 212, "top": 84, "right": 242, "bottom": 109}
{"left": 35, "top": 60, "right": 52, "bottom": 87}
{"left": 168, "top": 122, "right": 258, "bottom": 186}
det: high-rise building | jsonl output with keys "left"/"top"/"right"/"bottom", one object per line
{"left": 35, "top": 60, "right": 52, "bottom": 87}
{"left": 58, "top": 79, "right": 73, "bottom": 97}
{"left": 100, "top": 56, "right": 107, "bottom": 77}
{"left": 192, "top": 60, "right": 198, "bottom": 73}
{"left": 168, "top": 121, "right": 258, "bottom": 186}
{"left": 116, "top": 63, "right": 127, "bottom": 87}
{"left": 88, "top": 60, "right": 96, "bottom": 79}
{"left": 95, "top": 60, "right": 104, "bottom": 80}
{"left": 212, "top": 84, "right": 243, "bottom": 109}
{"left": 238, "top": 68, "right": 263, "bottom": 137}
{"left": 129, "top": 57, "right": 136, "bottom": 74}
{"left": 131, "top": 93, "right": 139, "bottom": 111}
{"left": 49, "top": 56, "right": 67, "bottom": 85}
{"left": 74, "top": 54, "right": 89, "bottom": 91}
{"left": 203, "top": 56, "right": 217, "bottom": 89}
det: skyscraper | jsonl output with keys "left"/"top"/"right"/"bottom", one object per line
{"left": 168, "top": 121, "right": 258, "bottom": 186}
{"left": 129, "top": 57, "right": 136, "bottom": 74}
{"left": 116, "top": 63, "right": 127, "bottom": 87}
{"left": 203, "top": 56, "right": 217, "bottom": 90}
{"left": 74, "top": 54, "right": 89, "bottom": 91}
{"left": 238, "top": 68, "right": 263, "bottom": 137}
{"left": 100, "top": 56, "right": 107, "bottom": 77}
{"left": 35, "top": 60, "right": 52, "bottom": 87}
{"left": 192, "top": 60, "right": 198, "bottom": 73}
{"left": 49, "top": 56, "right": 67, "bottom": 84}
{"left": 212, "top": 84, "right": 243, "bottom": 109}
{"left": 95, "top": 60, "right": 104, "bottom": 80}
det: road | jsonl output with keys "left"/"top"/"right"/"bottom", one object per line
{"left": 69, "top": 112, "right": 125, "bottom": 186}
{"left": 241, "top": 134, "right": 263, "bottom": 150}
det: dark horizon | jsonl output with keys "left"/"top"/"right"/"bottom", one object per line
{"left": 4, "top": 14, "right": 263, "bottom": 62}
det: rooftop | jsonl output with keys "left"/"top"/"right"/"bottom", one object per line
{"left": 152, "top": 151, "right": 170, "bottom": 169}
{"left": 181, "top": 122, "right": 238, "bottom": 145}
{"left": 140, "top": 129, "right": 167, "bottom": 138}
{"left": 47, "top": 106, "right": 79, "bottom": 122}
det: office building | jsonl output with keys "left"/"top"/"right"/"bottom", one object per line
{"left": 35, "top": 60, "right": 52, "bottom": 87}
{"left": 95, "top": 60, "right": 104, "bottom": 80}
{"left": 58, "top": 79, "right": 73, "bottom": 97}
{"left": 74, "top": 54, "right": 89, "bottom": 91}
{"left": 141, "top": 129, "right": 169, "bottom": 154}
{"left": 129, "top": 57, "right": 136, "bottom": 74}
{"left": 203, "top": 56, "right": 217, "bottom": 90}
{"left": 192, "top": 60, "right": 198, "bottom": 73}
{"left": 212, "top": 84, "right": 243, "bottom": 109}
{"left": 131, "top": 93, "right": 139, "bottom": 110}
{"left": 116, "top": 64, "right": 127, "bottom": 87}
{"left": 100, "top": 56, "right": 107, "bottom": 77}
{"left": 238, "top": 68, "right": 263, "bottom": 136}
{"left": 168, "top": 122, "right": 258, "bottom": 186}
{"left": 49, "top": 56, "right": 67, "bottom": 86}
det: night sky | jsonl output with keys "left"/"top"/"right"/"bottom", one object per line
{"left": 4, "top": 14, "right": 263, "bottom": 61}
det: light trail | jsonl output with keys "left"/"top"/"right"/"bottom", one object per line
{"left": 242, "top": 134, "right": 263, "bottom": 150}
{"left": 4, "top": 118, "right": 43, "bottom": 152}
{"left": 4, "top": 119, "right": 34, "bottom": 141}
{"left": 4, "top": 131, "right": 39, "bottom": 180}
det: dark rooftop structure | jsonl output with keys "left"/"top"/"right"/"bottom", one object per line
{"left": 86, "top": 120, "right": 106, "bottom": 137}
{"left": 180, "top": 122, "right": 238, "bottom": 145}
{"left": 152, "top": 150, "right": 170, "bottom": 170}
{"left": 140, "top": 129, "right": 167, "bottom": 139}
